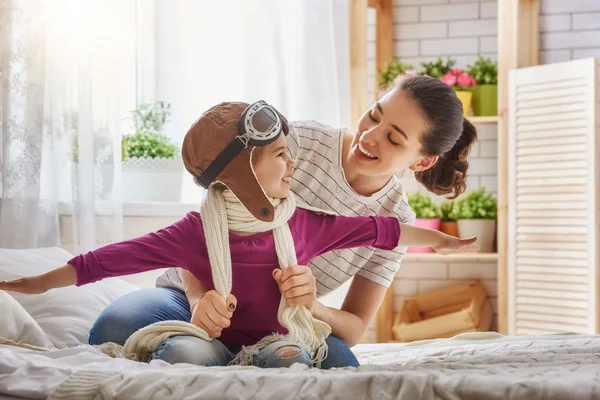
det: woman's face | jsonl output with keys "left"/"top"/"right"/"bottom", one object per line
{"left": 252, "top": 134, "right": 296, "bottom": 199}
{"left": 346, "top": 88, "right": 438, "bottom": 179}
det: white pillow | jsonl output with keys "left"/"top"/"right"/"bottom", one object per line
{"left": 0, "top": 247, "right": 139, "bottom": 348}
{"left": 0, "top": 290, "right": 54, "bottom": 349}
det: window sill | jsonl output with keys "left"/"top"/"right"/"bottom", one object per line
{"left": 58, "top": 201, "right": 199, "bottom": 217}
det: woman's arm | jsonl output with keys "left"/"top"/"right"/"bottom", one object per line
{"left": 312, "top": 275, "right": 386, "bottom": 347}
{"left": 0, "top": 264, "right": 77, "bottom": 294}
{"left": 181, "top": 269, "right": 210, "bottom": 306}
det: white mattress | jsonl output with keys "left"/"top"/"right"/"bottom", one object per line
{"left": 2, "top": 332, "right": 600, "bottom": 399}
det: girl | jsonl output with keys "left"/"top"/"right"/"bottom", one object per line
{"left": 0, "top": 97, "right": 478, "bottom": 368}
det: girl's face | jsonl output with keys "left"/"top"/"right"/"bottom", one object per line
{"left": 346, "top": 88, "right": 438, "bottom": 179}
{"left": 253, "top": 134, "right": 296, "bottom": 199}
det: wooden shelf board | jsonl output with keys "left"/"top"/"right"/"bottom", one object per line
{"left": 403, "top": 253, "right": 499, "bottom": 263}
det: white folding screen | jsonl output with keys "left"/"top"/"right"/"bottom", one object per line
{"left": 508, "top": 58, "right": 600, "bottom": 336}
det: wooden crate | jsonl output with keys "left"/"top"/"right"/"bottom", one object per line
{"left": 393, "top": 281, "right": 492, "bottom": 342}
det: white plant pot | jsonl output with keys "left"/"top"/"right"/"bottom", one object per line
{"left": 122, "top": 157, "right": 183, "bottom": 202}
{"left": 457, "top": 219, "right": 496, "bottom": 253}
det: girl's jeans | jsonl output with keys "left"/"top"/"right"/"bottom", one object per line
{"left": 89, "top": 287, "right": 360, "bottom": 369}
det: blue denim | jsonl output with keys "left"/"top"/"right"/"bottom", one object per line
{"left": 90, "top": 287, "right": 360, "bottom": 369}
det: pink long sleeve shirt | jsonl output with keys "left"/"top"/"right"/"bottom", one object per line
{"left": 69, "top": 209, "right": 400, "bottom": 347}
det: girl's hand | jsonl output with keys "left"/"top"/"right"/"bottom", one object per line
{"left": 189, "top": 290, "right": 237, "bottom": 338}
{"left": 0, "top": 276, "right": 47, "bottom": 294}
{"left": 433, "top": 235, "right": 480, "bottom": 255}
{"left": 273, "top": 265, "right": 317, "bottom": 313}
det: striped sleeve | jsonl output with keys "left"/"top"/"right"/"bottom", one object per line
{"left": 356, "top": 203, "right": 416, "bottom": 287}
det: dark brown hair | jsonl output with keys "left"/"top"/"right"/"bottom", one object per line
{"left": 398, "top": 76, "right": 477, "bottom": 199}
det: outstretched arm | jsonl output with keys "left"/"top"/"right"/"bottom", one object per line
{"left": 0, "top": 264, "right": 77, "bottom": 294}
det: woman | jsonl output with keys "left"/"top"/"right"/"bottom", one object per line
{"left": 89, "top": 76, "right": 477, "bottom": 368}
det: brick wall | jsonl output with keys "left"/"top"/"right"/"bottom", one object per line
{"left": 539, "top": 0, "right": 600, "bottom": 64}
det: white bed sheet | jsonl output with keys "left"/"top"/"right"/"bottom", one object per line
{"left": 2, "top": 332, "right": 600, "bottom": 399}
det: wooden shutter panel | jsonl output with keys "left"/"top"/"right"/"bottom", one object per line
{"left": 508, "top": 58, "right": 600, "bottom": 335}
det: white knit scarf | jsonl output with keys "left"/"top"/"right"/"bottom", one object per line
{"left": 100, "top": 186, "right": 331, "bottom": 367}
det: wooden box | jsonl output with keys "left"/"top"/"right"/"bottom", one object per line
{"left": 393, "top": 281, "right": 492, "bottom": 342}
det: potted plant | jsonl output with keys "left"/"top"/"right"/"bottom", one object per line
{"left": 121, "top": 101, "right": 183, "bottom": 202}
{"left": 441, "top": 68, "right": 477, "bottom": 117}
{"left": 467, "top": 57, "right": 498, "bottom": 117}
{"left": 439, "top": 200, "right": 459, "bottom": 237}
{"left": 407, "top": 192, "right": 440, "bottom": 253}
{"left": 419, "top": 58, "right": 456, "bottom": 79}
{"left": 376, "top": 60, "right": 417, "bottom": 100}
{"left": 454, "top": 187, "right": 497, "bottom": 253}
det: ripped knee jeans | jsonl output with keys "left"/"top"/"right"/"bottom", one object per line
{"left": 150, "top": 335, "right": 312, "bottom": 368}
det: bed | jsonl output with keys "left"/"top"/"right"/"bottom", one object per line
{"left": 2, "top": 248, "right": 600, "bottom": 400}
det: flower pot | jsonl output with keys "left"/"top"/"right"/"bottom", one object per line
{"left": 122, "top": 157, "right": 183, "bottom": 202}
{"left": 457, "top": 219, "right": 496, "bottom": 253}
{"left": 455, "top": 90, "right": 473, "bottom": 117}
{"left": 440, "top": 221, "right": 459, "bottom": 237}
{"left": 472, "top": 84, "right": 497, "bottom": 116}
{"left": 408, "top": 218, "right": 441, "bottom": 253}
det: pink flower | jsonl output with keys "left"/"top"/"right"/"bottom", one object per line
{"left": 470, "top": 78, "right": 477, "bottom": 86}
{"left": 441, "top": 72, "right": 457, "bottom": 87}
{"left": 457, "top": 72, "right": 472, "bottom": 87}
{"left": 451, "top": 68, "right": 463, "bottom": 75}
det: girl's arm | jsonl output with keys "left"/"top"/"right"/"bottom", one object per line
{"left": 398, "top": 222, "right": 478, "bottom": 254}
{"left": 0, "top": 264, "right": 77, "bottom": 294}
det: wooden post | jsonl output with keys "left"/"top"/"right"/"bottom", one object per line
{"left": 497, "top": 0, "right": 539, "bottom": 335}
{"left": 374, "top": 0, "right": 394, "bottom": 91}
{"left": 350, "top": 0, "right": 368, "bottom": 134}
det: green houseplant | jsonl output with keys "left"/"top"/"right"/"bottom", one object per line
{"left": 454, "top": 187, "right": 497, "bottom": 252}
{"left": 376, "top": 60, "right": 416, "bottom": 100}
{"left": 407, "top": 192, "right": 440, "bottom": 253}
{"left": 467, "top": 57, "right": 498, "bottom": 116}
{"left": 121, "top": 101, "right": 183, "bottom": 202}
{"left": 439, "top": 201, "right": 459, "bottom": 237}
{"left": 419, "top": 58, "right": 456, "bottom": 79}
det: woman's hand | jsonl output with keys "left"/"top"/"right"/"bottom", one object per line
{"left": 432, "top": 235, "right": 480, "bottom": 255}
{"left": 0, "top": 276, "right": 47, "bottom": 294}
{"left": 273, "top": 265, "right": 317, "bottom": 313}
{"left": 189, "top": 290, "right": 237, "bottom": 338}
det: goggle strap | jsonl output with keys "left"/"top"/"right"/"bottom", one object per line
{"left": 195, "top": 137, "right": 246, "bottom": 189}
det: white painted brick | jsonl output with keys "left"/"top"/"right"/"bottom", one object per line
{"left": 474, "top": 124, "right": 497, "bottom": 140}
{"left": 469, "top": 141, "right": 480, "bottom": 158}
{"left": 541, "top": 31, "right": 600, "bottom": 50}
{"left": 469, "top": 158, "right": 497, "bottom": 175}
{"left": 448, "top": 262, "right": 497, "bottom": 279}
{"left": 418, "top": 279, "right": 460, "bottom": 294}
{"left": 393, "top": 6, "right": 419, "bottom": 23}
{"left": 482, "top": 279, "right": 498, "bottom": 296}
{"left": 449, "top": 20, "right": 497, "bottom": 37}
{"left": 541, "top": 0, "right": 600, "bottom": 14}
{"left": 572, "top": 12, "right": 600, "bottom": 30}
{"left": 397, "top": 262, "right": 448, "bottom": 278}
{"left": 479, "top": 52, "right": 498, "bottom": 61}
{"left": 539, "top": 50, "right": 572, "bottom": 64}
{"left": 368, "top": 75, "right": 376, "bottom": 91}
{"left": 368, "top": 7, "right": 376, "bottom": 24}
{"left": 539, "top": 14, "right": 571, "bottom": 32}
{"left": 479, "top": 140, "right": 497, "bottom": 157}
{"left": 394, "top": 0, "right": 449, "bottom": 5}
{"left": 466, "top": 175, "right": 480, "bottom": 190}
{"left": 368, "top": 42, "right": 376, "bottom": 59}
{"left": 400, "top": 56, "right": 439, "bottom": 67}
{"left": 368, "top": 61, "right": 376, "bottom": 77}
{"left": 393, "top": 295, "right": 406, "bottom": 312}
{"left": 480, "top": 36, "right": 498, "bottom": 53}
{"left": 395, "top": 22, "right": 448, "bottom": 39}
{"left": 393, "top": 279, "right": 419, "bottom": 296}
{"left": 480, "top": 2, "right": 498, "bottom": 19}
{"left": 420, "top": 37, "right": 478, "bottom": 55}
{"left": 421, "top": 3, "right": 479, "bottom": 21}
{"left": 394, "top": 40, "right": 420, "bottom": 57}
{"left": 480, "top": 175, "right": 498, "bottom": 192}
{"left": 367, "top": 24, "right": 376, "bottom": 42}
{"left": 453, "top": 54, "right": 483, "bottom": 68}
{"left": 573, "top": 48, "right": 600, "bottom": 59}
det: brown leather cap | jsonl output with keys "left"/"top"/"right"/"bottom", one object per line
{"left": 182, "top": 102, "right": 275, "bottom": 222}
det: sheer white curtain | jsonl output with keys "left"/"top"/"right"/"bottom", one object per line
{"left": 0, "top": 0, "right": 135, "bottom": 251}
{"left": 153, "top": 0, "right": 350, "bottom": 203}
